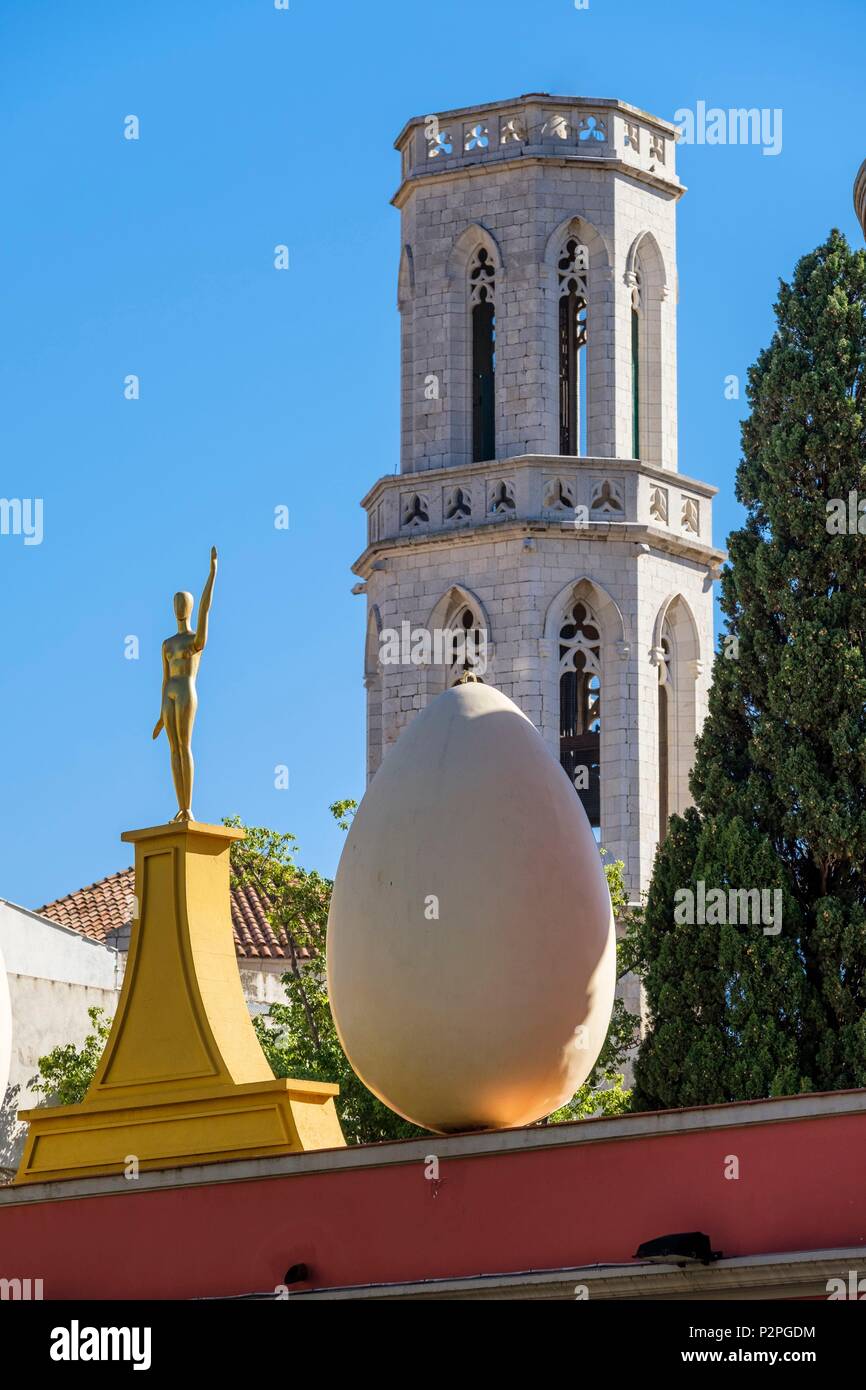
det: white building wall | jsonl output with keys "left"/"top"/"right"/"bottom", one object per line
{"left": 0, "top": 899, "right": 121, "bottom": 1176}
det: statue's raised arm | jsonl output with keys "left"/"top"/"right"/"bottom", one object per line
{"left": 194, "top": 547, "right": 218, "bottom": 654}
{"left": 154, "top": 546, "right": 218, "bottom": 823}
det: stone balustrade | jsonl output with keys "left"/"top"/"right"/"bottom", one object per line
{"left": 395, "top": 94, "right": 680, "bottom": 189}
{"left": 361, "top": 455, "right": 716, "bottom": 557}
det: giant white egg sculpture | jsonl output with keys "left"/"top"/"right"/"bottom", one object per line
{"left": 327, "top": 681, "right": 616, "bottom": 1133}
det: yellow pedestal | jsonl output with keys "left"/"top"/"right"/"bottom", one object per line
{"left": 15, "top": 822, "right": 344, "bottom": 1183}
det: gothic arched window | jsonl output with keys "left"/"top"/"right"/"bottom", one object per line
{"left": 558, "top": 238, "right": 589, "bottom": 455}
{"left": 630, "top": 260, "right": 643, "bottom": 459}
{"left": 559, "top": 599, "right": 601, "bottom": 830}
{"left": 657, "top": 622, "right": 672, "bottom": 841}
{"left": 448, "top": 605, "right": 486, "bottom": 685}
{"left": 469, "top": 247, "right": 496, "bottom": 462}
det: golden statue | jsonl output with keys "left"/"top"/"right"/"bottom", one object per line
{"left": 15, "top": 538, "right": 345, "bottom": 1186}
{"left": 152, "top": 547, "right": 217, "bottom": 821}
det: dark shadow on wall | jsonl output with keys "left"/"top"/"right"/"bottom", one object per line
{"left": 0, "top": 1082, "right": 24, "bottom": 1182}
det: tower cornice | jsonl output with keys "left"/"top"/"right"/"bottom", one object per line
{"left": 392, "top": 154, "right": 686, "bottom": 210}
{"left": 352, "top": 519, "right": 726, "bottom": 583}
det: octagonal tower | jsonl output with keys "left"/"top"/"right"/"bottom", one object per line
{"left": 353, "top": 94, "right": 724, "bottom": 897}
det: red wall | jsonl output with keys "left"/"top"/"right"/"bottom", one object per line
{"left": 2, "top": 1110, "right": 864, "bottom": 1298}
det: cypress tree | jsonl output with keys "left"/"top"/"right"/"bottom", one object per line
{"left": 631, "top": 230, "right": 866, "bottom": 1109}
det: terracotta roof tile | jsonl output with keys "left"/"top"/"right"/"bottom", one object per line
{"left": 36, "top": 868, "right": 300, "bottom": 962}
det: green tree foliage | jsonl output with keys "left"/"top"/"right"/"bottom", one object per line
{"left": 31, "top": 1006, "right": 113, "bottom": 1107}
{"left": 631, "top": 230, "right": 866, "bottom": 1109}
{"left": 547, "top": 854, "right": 639, "bottom": 1121}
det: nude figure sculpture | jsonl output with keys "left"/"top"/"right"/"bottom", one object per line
{"left": 152, "top": 547, "right": 218, "bottom": 822}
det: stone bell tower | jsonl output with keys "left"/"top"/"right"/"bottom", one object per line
{"left": 353, "top": 93, "right": 724, "bottom": 898}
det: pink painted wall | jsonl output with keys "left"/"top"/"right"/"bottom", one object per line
{"left": 1, "top": 1103, "right": 864, "bottom": 1298}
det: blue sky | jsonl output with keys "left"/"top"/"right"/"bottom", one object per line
{"left": 1, "top": 0, "right": 864, "bottom": 908}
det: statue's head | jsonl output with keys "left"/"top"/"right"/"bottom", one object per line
{"left": 174, "top": 591, "right": 194, "bottom": 622}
